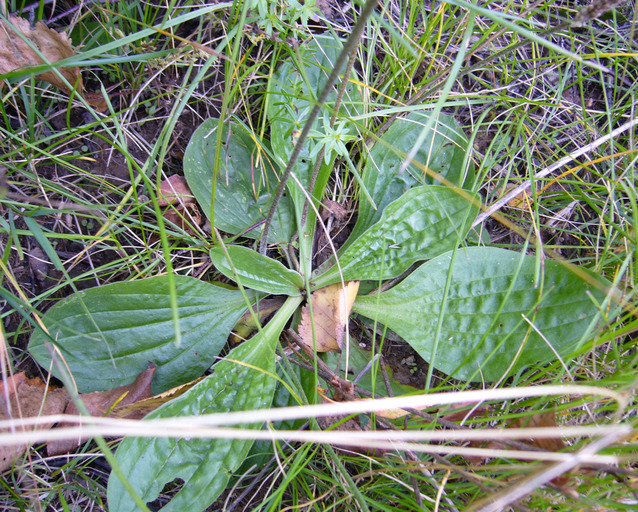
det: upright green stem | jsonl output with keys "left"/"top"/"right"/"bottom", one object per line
{"left": 375, "top": 14, "right": 589, "bottom": 139}
{"left": 258, "top": 0, "right": 380, "bottom": 255}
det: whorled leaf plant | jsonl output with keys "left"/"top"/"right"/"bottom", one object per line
{"left": 28, "top": 35, "right": 610, "bottom": 512}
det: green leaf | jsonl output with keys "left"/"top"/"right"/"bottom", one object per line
{"left": 106, "top": 332, "right": 275, "bottom": 512}
{"left": 353, "top": 248, "right": 608, "bottom": 382}
{"left": 238, "top": 362, "right": 314, "bottom": 473}
{"left": 184, "top": 119, "right": 294, "bottom": 244}
{"left": 210, "top": 245, "right": 304, "bottom": 296}
{"left": 28, "top": 276, "right": 251, "bottom": 394}
{"left": 107, "top": 295, "right": 302, "bottom": 512}
{"left": 345, "top": 111, "right": 474, "bottom": 250}
{"left": 314, "top": 186, "right": 480, "bottom": 287}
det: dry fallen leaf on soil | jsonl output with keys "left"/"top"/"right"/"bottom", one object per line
{"left": 478, "top": 411, "right": 567, "bottom": 461}
{"left": 157, "top": 174, "right": 202, "bottom": 235}
{"left": 158, "top": 174, "right": 196, "bottom": 207}
{"left": 501, "top": 182, "right": 529, "bottom": 209}
{"left": 299, "top": 281, "right": 359, "bottom": 352}
{"left": 507, "top": 410, "right": 570, "bottom": 487}
{"left": 0, "top": 16, "right": 82, "bottom": 95}
{"left": 0, "top": 372, "right": 69, "bottom": 471}
{"left": 458, "top": 409, "right": 571, "bottom": 487}
{"left": 47, "top": 363, "right": 157, "bottom": 455}
{"left": 110, "top": 374, "right": 206, "bottom": 419}
{"left": 321, "top": 199, "right": 348, "bottom": 222}
{"left": 510, "top": 410, "right": 566, "bottom": 453}
{"left": 440, "top": 402, "right": 490, "bottom": 424}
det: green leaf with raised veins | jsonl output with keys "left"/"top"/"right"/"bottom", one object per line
{"left": 353, "top": 248, "right": 608, "bottom": 382}
{"left": 28, "top": 276, "right": 251, "bottom": 394}
{"left": 314, "top": 186, "right": 480, "bottom": 287}
{"left": 343, "top": 112, "right": 474, "bottom": 252}
{"left": 184, "top": 119, "right": 294, "bottom": 243}
{"left": 239, "top": 362, "right": 315, "bottom": 473}
{"left": 210, "top": 245, "right": 304, "bottom": 295}
{"left": 107, "top": 295, "right": 302, "bottom": 512}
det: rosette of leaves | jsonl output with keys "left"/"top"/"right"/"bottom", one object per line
{"left": 28, "top": 35, "right": 609, "bottom": 512}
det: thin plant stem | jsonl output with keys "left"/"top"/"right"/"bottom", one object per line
{"left": 374, "top": 6, "right": 606, "bottom": 140}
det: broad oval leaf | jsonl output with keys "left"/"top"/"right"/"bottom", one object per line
{"left": 344, "top": 111, "right": 475, "bottom": 250}
{"left": 106, "top": 329, "right": 278, "bottom": 512}
{"left": 210, "top": 245, "right": 304, "bottom": 295}
{"left": 106, "top": 295, "right": 302, "bottom": 512}
{"left": 314, "top": 186, "right": 480, "bottom": 287}
{"left": 353, "top": 248, "right": 608, "bottom": 382}
{"left": 184, "top": 118, "right": 294, "bottom": 243}
{"left": 28, "top": 276, "right": 252, "bottom": 394}
{"left": 239, "top": 363, "right": 315, "bottom": 473}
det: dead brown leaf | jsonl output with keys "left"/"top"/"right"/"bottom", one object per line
{"left": 157, "top": 175, "right": 201, "bottom": 235}
{"left": 0, "top": 372, "right": 69, "bottom": 471}
{"left": 502, "top": 183, "right": 529, "bottom": 209}
{"left": 83, "top": 90, "right": 109, "bottom": 110}
{"left": 321, "top": 199, "right": 348, "bottom": 222}
{"left": 0, "top": 16, "right": 82, "bottom": 95}
{"left": 0, "top": 364, "right": 199, "bottom": 462}
{"left": 110, "top": 375, "right": 206, "bottom": 419}
{"left": 508, "top": 410, "right": 570, "bottom": 487}
{"left": 298, "top": 281, "right": 359, "bottom": 352}
{"left": 47, "top": 364, "right": 157, "bottom": 456}
{"left": 510, "top": 410, "right": 566, "bottom": 453}
{"left": 158, "top": 175, "right": 196, "bottom": 207}
{"left": 440, "top": 402, "right": 490, "bottom": 424}
{"left": 458, "top": 410, "right": 571, "bottom": 487}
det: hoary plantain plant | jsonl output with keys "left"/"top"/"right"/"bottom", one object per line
{"left": 28, "top": 35, "right": 610, "bottom": 512}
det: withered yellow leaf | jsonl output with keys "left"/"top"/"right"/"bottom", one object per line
{"left": 299, "top": 281, "right": 359, "bottom": 352}
{"left": 109, "top": 375, "right": 206, "bottom": 419}
{"left": 0, "top": 16, "right": 82, "bottom": 94}
{"left": 334, "top": 281, "right": 359, "bottom": 348}
{"left": 299, "top": 284, "right": 340, "bottom": 352}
